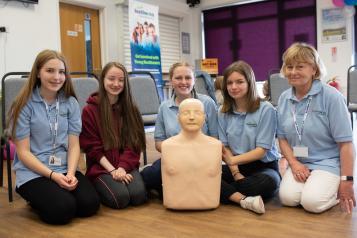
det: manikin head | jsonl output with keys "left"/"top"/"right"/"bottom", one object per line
{"left": 178, "top": 98, "right": 205, "bottom": 133}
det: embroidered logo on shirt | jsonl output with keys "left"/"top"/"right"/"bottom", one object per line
{"left": 246, "top": 122, "right": 257, "bottom": 127}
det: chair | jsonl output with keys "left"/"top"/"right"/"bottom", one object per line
{"left": 268, "top": 70, "right": 290, "bottom": 107}
{"left": 70, "top": 72, "right": 99, "bottom": 112}
{"left": 347, "top": 65, "right": 357, "bottom": 128}
{"left": 194, "top": 71, "right": 217, "bottom": 103}
{"left": 128, "top": 71, "right": 161, "bottom": 165}
{"left": 1, "top": 72, "right": 29, "bottom": 202}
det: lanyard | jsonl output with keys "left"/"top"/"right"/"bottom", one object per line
{"left": 45, "top": 98, "right": 59, "bottom": 155}
{"left": 291, "top": 96, "right": 312, "bottom": 144}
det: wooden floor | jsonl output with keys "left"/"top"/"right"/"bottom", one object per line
{"left": 0, "top": 132, "right": 357, "bottom": 238}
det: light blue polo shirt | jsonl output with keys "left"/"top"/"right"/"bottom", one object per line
{"left": 218, "top": 101, "right": 280, "bottom": 162}
{"left": 277, "top": 80, "right": 352, "bottom": 175}
{"left": 154, "top": 94, "right": 218, "bottom": 141}
{"left": 13, "top": 86, "right": 82, "bottom": 187}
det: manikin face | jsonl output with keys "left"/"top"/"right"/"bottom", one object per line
{"left": 103, "top": 66, "right": 125, "bottom": 103}
{"left": 38, "top": 58, "right": 66, "bottom": 94}
{"left": 178, "top": 99, "right": 205, "bottom": 133}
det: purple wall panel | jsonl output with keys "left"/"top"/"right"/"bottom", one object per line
{"left": 237, "top": 19, "right": 279, "bottom": 81}
{"left": 204, "top": 27, "right": 233, "bottom": 74}
{"left": 284, "top": 16, "right": 316, "bottom": 50}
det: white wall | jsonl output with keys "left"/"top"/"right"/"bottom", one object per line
{"left": 0, "top": 0, "right": 119, "bottom": 79}
{"left": 0, "top": 0, "right": 60, "bottom": 77}
{"left": 316, "top": 0, "right": 354, "bottom": 95}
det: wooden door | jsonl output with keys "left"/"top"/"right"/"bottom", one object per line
{"left": 59, "top": 3, "right": 101, "bottom": 76}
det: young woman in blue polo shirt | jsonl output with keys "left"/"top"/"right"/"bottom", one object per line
{"left": 141, "top": 62, "right": 218, "bottom": 195}
{"left": 9, "top": 50, "right": 100, "bottom": 224}
{"left": 277, "top": 42, "right": 355, "bottom": 213}
{"left": 218, "top": 60, "right": 281, "bottom": 214}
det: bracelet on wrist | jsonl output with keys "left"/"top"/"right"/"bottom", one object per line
{"left": 109, "top": 168, "right": 117, "bottom": 173}
{"left": 49, "top": 171, "right": 54, "bottom": 180}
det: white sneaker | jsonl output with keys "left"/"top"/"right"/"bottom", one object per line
{"left": 240, "top": 196, "right": 265, "bottom": 214}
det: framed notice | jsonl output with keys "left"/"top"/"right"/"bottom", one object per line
{"left": 321, "top": 8, "right": 347, "bottom": 42}
{"left": 182, "top": 32, "right": 190, "bottom": 54}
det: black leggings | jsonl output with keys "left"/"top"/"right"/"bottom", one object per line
{"left": 220, "top": 160, "right": 281, "bottom": 203}
{"left": 17, "top": 171, "right": 100, "bottom": 224}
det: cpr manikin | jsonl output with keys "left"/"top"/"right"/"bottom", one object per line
{"left": 161, "top": 98, "right": 222, "bottom": 210}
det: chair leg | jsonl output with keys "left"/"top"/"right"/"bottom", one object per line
{"left": 143, "top": 150, "right": 148, "bottom": 165}
{"left": 6, "top": 142, "right": 13, "bottom": 202}
{"left": 351, "top": 113, "right": 354, "bottom": 130}
{"left": 0, "top": 143, "right": 3, "bottom": 187}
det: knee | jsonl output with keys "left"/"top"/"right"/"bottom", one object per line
{"left": 42, "top": 198, "right": 76, "bottom": 224}
{"left": 301, "top": 193, "right": 329, "bottom": 213}
{"left": 130, "top": 189, "right": 147, "bottom": 206}
{"left": 279, "top": 186, "right": 301, "bottom": 207}
{"left": 258, "top": 172, "right": 281, "bottom": 200}
{"left": 78, "top": 193, "right": 100, "bottom": 217}
{"left": 105, "top": 190, "right": 130, "bottom": 209}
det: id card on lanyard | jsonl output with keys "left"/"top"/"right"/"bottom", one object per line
{"left": 45, "top": 98, "right": 62, "bottom": 166}
{"left": 291, "top": 96, "right": 312, "bottom": 158}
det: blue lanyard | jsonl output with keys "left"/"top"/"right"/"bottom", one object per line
{"left": 45, "top": 98, "right": 59, "bottom": 155}
{"left": 291, "top": 96, "right": 312, "bottom": 144}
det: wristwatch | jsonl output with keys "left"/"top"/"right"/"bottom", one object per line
{"left": 341, "top": 175, "right": 354, "bottom": 181}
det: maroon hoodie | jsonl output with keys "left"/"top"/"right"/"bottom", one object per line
{"left": 79, "top": 93, "right": 140, "bottom": 181}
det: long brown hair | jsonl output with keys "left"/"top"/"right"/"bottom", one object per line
{"left": 98, "top": 62, "right": 146, "bottom": 152}
{"left": 221, "top": 60, "right": 260, "bottom": 113}
{"left": 8, "top": 49, "right": 76, "bottom": 139}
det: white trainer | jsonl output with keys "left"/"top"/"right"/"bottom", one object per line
{"left": 240, "top": 195, "right": 265, "bottom": 214}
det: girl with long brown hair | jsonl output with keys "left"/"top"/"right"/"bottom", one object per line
{"left": 11, "top": 49, "right": 99, "bottom": 224}
{"left": 80, "top": 62, "right": 147, "bottom": 209}
{"left": 218, "top": 60, "right": 280, "bottom": 214}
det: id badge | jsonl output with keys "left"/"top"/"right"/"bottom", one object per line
{"left": 293, "top": 146, "right": 308, "bottom": 158}
{"left": 49, "top": 155, "right": 62, "bottom": 166}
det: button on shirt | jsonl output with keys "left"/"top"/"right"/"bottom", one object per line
{"left": 218, "top": 101, "right": 280, "bottom": 163}
{"left": 277, "top": 80, "right": 352, "bottom": 175}
{"left": 154, "top": 94, "right": 218, "bottom": 141}
{"left": 13, "top": 87, "right": 82, "bottom": 187}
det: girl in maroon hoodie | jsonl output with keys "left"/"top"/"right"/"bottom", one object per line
{"left": 80, "top": 62, "right": 147, "bottom": 209}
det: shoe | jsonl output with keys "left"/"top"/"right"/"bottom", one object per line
{"left": 240, "top": 196, "right": 265, "bottom": 214}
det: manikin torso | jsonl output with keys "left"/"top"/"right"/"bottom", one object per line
{"left": 161, "top": 98, "right": 222, "bottom": 210}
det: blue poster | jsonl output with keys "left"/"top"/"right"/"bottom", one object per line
{"left": 129, "top": 1, "right": 163, "bottom": 99}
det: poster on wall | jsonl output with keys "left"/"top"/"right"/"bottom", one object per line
{"left": 321, "top": 8, "right": 347, "bottom": 42}
{"left": 129, "top": 0, "right": 163, "bottom": 98}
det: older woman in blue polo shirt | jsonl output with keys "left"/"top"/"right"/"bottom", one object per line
{"left": 218, "top": 60, "right": 281, "bottom": 214}
{"left": 277, "top": 42, "right": 355, "bottom": 213}
{"left": 141, "top": 62, "right": 218, "bottom": 194}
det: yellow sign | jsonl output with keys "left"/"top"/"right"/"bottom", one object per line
{"left": 200, "top": 58, "right": 218, "bottom": 75}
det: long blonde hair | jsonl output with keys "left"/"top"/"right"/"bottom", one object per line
{"left": 8, "top": 49, "right": 76, "bottom": 139}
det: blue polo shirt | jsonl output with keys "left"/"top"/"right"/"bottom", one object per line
{"left": 218, "top": 101, "right": 280, "bottom": 162}
{"left": 13, "top": 86, "right": 82, "bottom": 187}
{"left": 154, "top": 94, "right": 218, "bottom": 141}
{"left": 277, "top": 80, "right": 352, "bottom": 175}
